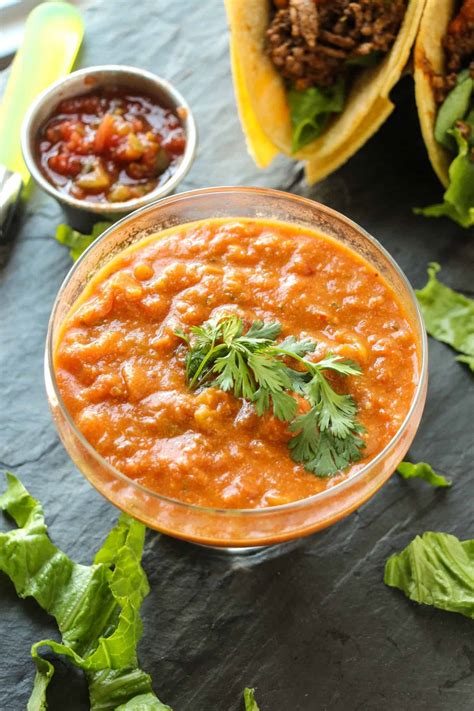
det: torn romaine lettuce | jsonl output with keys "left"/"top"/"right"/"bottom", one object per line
{"left": 244, "top": 687, "right": 260, "bottom": 711}
{"left": 457, "top": 354, "right": 474, "bottom": 369}
{"left": 288, "top": 79, "right": 345, "bottom": 152}
{"left": 384, "top": 532, "right": 474, "bottom": 619}
{"left": 416, "top": 69, "right": 474, "bottom": 227}
{"left": 416, "top": 263, "right": 474, "bottom": 371}
{"left": 434, "top": 71, "right": 473, "bottom": 150}
{"left": 0, "top": 473, "right": 169, "bottom": 711}
{"left": 415, "top": 127, "right": 474, "bottom": 227}
{"left": 397, "top": 461, "right": 451, "bottom": 488}
{"left": 55, "top": 221, "right": 113, "bottom": 261}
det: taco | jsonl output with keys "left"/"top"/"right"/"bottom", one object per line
{"left": 414, "top": 0, "right": 474, "bottom": 227}
{"left": 225, "top": 0, "right": 425, "bottom": 183}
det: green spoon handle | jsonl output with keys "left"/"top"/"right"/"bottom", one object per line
{"left": 0, "top": 1, "right": 84, "bottom": 183}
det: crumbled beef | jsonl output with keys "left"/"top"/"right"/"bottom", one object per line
{"left": 431, "top": 73, "right": 458, "bottom": 105}
{"left": 455, "top": 118, "right": 472, "bottom": 141}
{"left": 289, "top": 0, "right": 318, "bottom": 49}
{"left": 432, "top": 0, "right": 474, "bottom": 104}
{"left": 266, "top": 0, "right": 407, "bottom": 90}
{"left": 444, "top": 0, "right": 474, "bottom": 73}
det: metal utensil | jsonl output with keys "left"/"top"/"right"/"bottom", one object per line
{"left": 21, "top": 65, "right": 198, "bottom": 232}
{"left": 0, "top": 1, "right": 83, "bottom": 237}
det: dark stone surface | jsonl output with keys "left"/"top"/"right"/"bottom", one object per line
{"left": 1, "top": 2, "right": 473, "bottom": 709}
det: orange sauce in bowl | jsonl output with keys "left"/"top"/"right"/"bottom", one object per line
{"left": 54, "top": 219, "right": 419, "bottom": 509}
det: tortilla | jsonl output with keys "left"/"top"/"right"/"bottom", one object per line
{"left": 414, "top": 0, "right": 456, "bottom": 188}
{"left": 228, "top": 28, "right": 279, "bottom": 167}
{"left": 225, "top": 0, "right": 426, "bottom": 183}
{"left": 305, "top": 96, "right": 394, "bottom": 184}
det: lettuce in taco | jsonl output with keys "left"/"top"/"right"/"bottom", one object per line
{"left": 225, "top": 0, "right": 425, "bottom": 183}
{"left": 415, "top": 0, "right": 474, "bottom": 227}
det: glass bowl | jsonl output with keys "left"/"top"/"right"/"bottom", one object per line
{"left": 45, "top": 187, "right": 428, "bottom": 549}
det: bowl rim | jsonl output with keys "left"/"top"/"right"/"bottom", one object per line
{"left": 45, "top": 186, "right": 428, "bottom": 517}
{"left": 21, "top": 64, "right": 198, "bottom": 214}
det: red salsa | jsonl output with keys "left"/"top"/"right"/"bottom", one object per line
{"left": 36, "top": 87, "right": 187, "bottom": 203}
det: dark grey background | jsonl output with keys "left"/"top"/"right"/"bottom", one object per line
{"left": 1, "top": 2, "right": 473, "bottom": 709}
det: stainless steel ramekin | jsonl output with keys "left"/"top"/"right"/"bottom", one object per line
{"left": 21, "top": 65, "right": 197, "bottom": 230}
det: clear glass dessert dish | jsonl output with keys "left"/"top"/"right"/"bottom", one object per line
{"left": 45, "top": 187, "right": 428, "bottom": 549}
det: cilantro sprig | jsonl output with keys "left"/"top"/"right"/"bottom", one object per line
{"left": 175, "top": 315, "right": 365, "bottom": 477}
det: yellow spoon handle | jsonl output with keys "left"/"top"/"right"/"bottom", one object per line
{"left": 0, "top": 1, "right": 84, "bottom": 183}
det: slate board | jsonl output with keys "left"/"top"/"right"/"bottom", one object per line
{"left": 1, "top": 2, "right": 473, "bottom": 710}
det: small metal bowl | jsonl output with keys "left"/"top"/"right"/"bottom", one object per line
{"left": 21, "top": 65, "right": 197, "bottom": 230}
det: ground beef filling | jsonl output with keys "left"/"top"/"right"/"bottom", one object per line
{"left": 432, "top": 0, "right": 474, "bottom": 104}
{"left": 266, "top": 0, "right": 407, "bottom": 90}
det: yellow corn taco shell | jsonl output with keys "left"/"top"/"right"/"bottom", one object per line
{"left": 225, "top": 0, "right": 426, "bottom": 182}
{"left": 305, "top": 96, "right": 393, "bottom": 184}
{"left": 414, "top": 0, "right": 456, "bottom": 188}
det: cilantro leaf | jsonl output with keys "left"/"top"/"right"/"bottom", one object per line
{"left": 176, "top": 316, "right": 364, "bottom": 477}
{"left": 0, "top": 473, "right": 169, "bottom": 710}
{"left": 244, "top": 320, "right": 282, "bottom": 341}
{"left": 267, "top": 389, "right": 298, "bottom": 422}
{"left": 278, "top": 335, "right": 316, "bottom": 357}
{"left": 397, "top": 461, "right": 452, "bottom": 488}
{"left": 288, "top": 79, "right": 346, "bottom": 152}
{"left": 55, "top": 221, "right": 113, "bottom": 261}
{"left": 384, "top": 532, "right": 474, "bottom": 619}
{"left": 416, "top": 263, "right": 474, "bottom": 370}
{"left": 289, "top": 409, "right": 365, "bottom": 477}
{"left": 288, "top": 407, "right": 321, "bottom": 464}
{"left": 311, "top": 377, "right": 359, "bottom": 438}
{"left": 313, "top": 354, "right": 362, "bottom": 377}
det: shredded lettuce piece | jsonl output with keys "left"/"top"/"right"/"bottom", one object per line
{"left": 384, "top": 532, "right": 474, "bottom": 619}
{"left": 55, "top": 221, "right": 113, "bottom": 261}
{"left": 346, "top": 51, "right": 382, "bottom": 67}
{"left": 397, "top": 461, "right": 451, "bottom": 488}
{"left": 115, "top": 691, "right": 172, "bottom": 710}
{"left": 0, "top": 473, "right": 169, "bottom": 711}
{"left": 415, "top": 127, "right": 474, "bottom": 227}
{"left": 457, "top": 354, "right": 474, "bottom": 369}
{"left": 244, "top": 687, "right": 260, "bottom": 711}
{"left": 416, "top": 71, "right": 474, "bottom": 227}
{"left": 288, "top": 79, "right": 345, "bottom": 152}
{"left": 416, "top": 263, "right": 474, "bottom": 370}
{"left": 434, "top": 71, "right": 473, "bottom": 150}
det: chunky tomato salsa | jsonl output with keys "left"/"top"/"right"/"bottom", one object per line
{"left": 54, "top": 219, "right": 419, "bottom": 509}
{"left": 36, "top": 87, "right": 186, "bottom": 203}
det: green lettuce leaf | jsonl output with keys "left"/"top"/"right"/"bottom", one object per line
{"left": 288, "top": 79, "right": 345, "bottom": 152}
{"left": 434, "top": 72, "right": 473, "bottom": 150}
{"left": 346, "top": 51, "right": 382, "bottom": 68}
{"left": 87, "top": 670, "right": 166, "bottom": 711}
{"left": 384, "top": 532, "right": 474, "bottom": 619}
{"left": 416, "top": 263, "right": 474, "bottom": 370}
{"left": 115, "top": 692, "right": 172, "bottom": 710}
{"left": 0, "top": 473, "right": 169, "bottom": 711}
{"left": 457, "top": 354, "right": 474, "bottom": 369}
{"left": 56, "top": 221, "right": 113, "bottom": 261}
{"left": 416, "top": 70, "right": 474, "bottom": 226}
{"left": 415, "top": 127, "right": 474, "bottom": 227}
{"left": 397, "top": 461, "right": 451, "bottom": 487}
{"left": 244, "top": 687, "right": 260, "bottom": 711}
